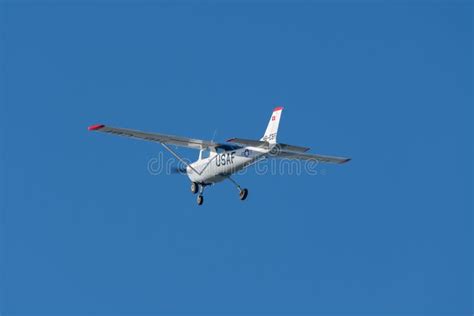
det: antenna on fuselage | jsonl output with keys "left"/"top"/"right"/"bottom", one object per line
{"left": 211, "top": 129, "right": 218, "bottom": 144}
{"left": 199, "top": 129, "right": 218, "bottom": 161}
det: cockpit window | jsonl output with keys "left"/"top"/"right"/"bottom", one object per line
{"left": 216, "top": 144, "right": 241, "bottom": 152}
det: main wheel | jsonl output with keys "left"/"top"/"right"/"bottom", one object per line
{"left": 239, "top": 188, "right": 248, "bottom": 201}
{"left": 191, "top": 182, "right": 199, "bottom": 194}
{"left": 197, "top": 195, "right": 204, "bottom": 205}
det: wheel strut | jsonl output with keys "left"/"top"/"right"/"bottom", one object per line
{"left": 227, "top": 176, "right": 249, "bottom": 201}
{"left": 196, "top": 184, "right": 205, "bottom": 206}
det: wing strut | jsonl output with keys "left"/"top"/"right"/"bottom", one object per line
{"left": 161, "top": 143, "right": 202, "bottom": 175}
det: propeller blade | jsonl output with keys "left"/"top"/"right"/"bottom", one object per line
{"left": 171, "top": 166, "right": 187, "bottom": 174}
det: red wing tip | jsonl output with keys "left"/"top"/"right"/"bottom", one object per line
{"left": 273, "top": 106, "right": 284, "bottom": 111}
{"left": 88, "top": 124, "right": 105, "bottom": 131}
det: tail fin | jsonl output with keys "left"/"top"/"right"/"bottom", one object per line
{"left": 261, "top": 106, "right": 283, "bottom": 143}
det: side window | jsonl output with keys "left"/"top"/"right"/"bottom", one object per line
{"left": 201, "top": 149, "right": 210, "bottom": 159}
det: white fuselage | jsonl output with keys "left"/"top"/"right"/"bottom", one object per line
{"left": 186, "top": 146, "right": 268, "bottom": 185}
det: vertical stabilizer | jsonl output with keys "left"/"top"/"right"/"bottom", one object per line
{"left": 261, "top": 106, "right": 283, "bottom": 143}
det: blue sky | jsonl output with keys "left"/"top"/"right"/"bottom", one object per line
{"left": 1, "top": 1, "right": 472, "bottom": 315}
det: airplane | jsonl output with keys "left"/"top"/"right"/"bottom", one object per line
{"left": 88, "top": 107, "right": 350, "bottom": 205}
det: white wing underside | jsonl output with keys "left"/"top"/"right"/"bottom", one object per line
{"left": 88, "top": 124, "right": 224, "bottom": 149}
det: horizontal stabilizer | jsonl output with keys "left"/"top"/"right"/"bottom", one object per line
{"left": 275, "top": 150, "right": 351, "bottom": 164}
{"left": 277, "top": 143, "right": 310, "bottom": 153}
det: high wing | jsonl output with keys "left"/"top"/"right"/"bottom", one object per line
{"left": 88, "top": 124, "right": 225, "bottom": 149}
{"left": 274, "top": 150, "right": 351, "bottom": 164}
{"left": 227, "top": 137, "right": 310, "bottom": 152}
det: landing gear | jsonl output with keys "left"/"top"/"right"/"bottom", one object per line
{"left": 195, "top": 183, "right": 205, "bottom": 206}
{"left": 239, "top": 188, "right": 248, "bottom": 201}
{"left": 190, "top": 179, "right": 248, "bottom": 205}
{"left": 190, "top": 182, "right": 198, "bottom": 194}
{"left": 228, "top": 176, "right": 249, "bottom": 202}
{"left": 197, "top": 194, "right": 204, "bottom": 205}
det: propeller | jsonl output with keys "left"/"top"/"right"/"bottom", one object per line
{"left": 171, "top": 166, "right": 187, "bottom": 175}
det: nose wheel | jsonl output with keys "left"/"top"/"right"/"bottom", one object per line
{"left": 192, "top": 183, "right": 205, "bottom": 206}
{"left": 196, "top": 194, "right": 204, "bottom": 205}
